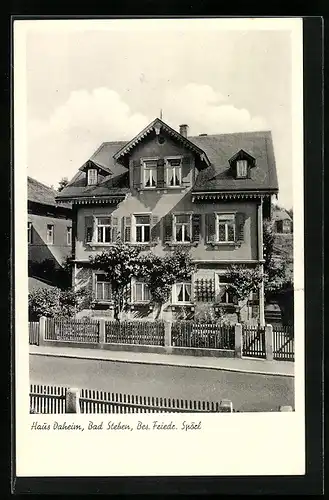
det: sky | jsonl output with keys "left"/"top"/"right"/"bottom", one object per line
{"left": 23, "top": 20, "right": 294, "bottom": 208}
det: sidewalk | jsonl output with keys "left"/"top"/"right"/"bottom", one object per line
{"left": 29, "top": 345, "right": 294, "bottom": 377}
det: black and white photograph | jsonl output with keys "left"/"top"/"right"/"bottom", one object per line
{"left": 14, "top": 17, "right": 305, "bottom": 478}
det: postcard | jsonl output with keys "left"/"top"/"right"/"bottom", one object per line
{"left": 14, "top": 17, "right": 305, "bottom": 479}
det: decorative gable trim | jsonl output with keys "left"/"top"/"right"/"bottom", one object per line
{"left": 113, "top": 118, "right": 211, "bottom": 166}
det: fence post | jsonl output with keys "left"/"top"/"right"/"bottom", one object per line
{"left": 38, "top": 316, "right": 46, "bottom": 346}
{"left": 265, "top": 324, "right": 274, "bottom": 361}
{"left": 164, "top": 320, "right": 172, "bottom": 351}
{"left": 98, "top": 319, "right": 106, "bottom": 348}
{"left": 65, "top": 388, "right": 80, "bottom": 413}
{"left": 219, "top": 400, "right": 233, "bottom": 412}
{"left": 234, "top": 323, "right": 243, "bottom": 358}
{"left": 279, "top": 405, "right": 293, "bottom": 412}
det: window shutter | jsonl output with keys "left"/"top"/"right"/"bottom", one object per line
{"left": 163, "top": 214, "right": 173, "bottom": 243}
{"left": 132, "top": 160, "right": 141, "bottom": 189}
{"left": 181, "top": 156, "right": 191, "bottom": 186}
{"left": 192, "top": 214, "right": 201, "bottom": 243}
{"left": 157, "top": 158, "right": 165, "bottom": 188}
{"left": 84, "top": 216, "right": 93, "bottom": 243}
{"left": 111, "top": 216, "right": 119, "bottom": 242}
{"left": 151, "top": 215, "right": 160, "bottom": 242}
{"left": 236, "top": 213, "right": 246, "bottom": 242}
{"left": 123, "top": 216, "right": 131, "bottom": 242}
{"left": 206, "top": 213, "right": 216, "bottom": 242}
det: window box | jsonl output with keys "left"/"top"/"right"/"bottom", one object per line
{"left": 214, "top": 304, "right": 238, "bottom": 313}
{"left": 165, "top": 241, "right": 198, "bottom": 248}
{"left": 128, "top": 302, "right": 154, "bottom": 312}
{"left": 208, "top": 241, "right": 240, "bottom": 247}
{"left": 170, "top": 304, "right": 195, "bottom": 311}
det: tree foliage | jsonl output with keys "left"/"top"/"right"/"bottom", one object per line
{"left": 262, "top": 219, "right": 293, "bottom": 297}
{"left": 88, "top": 242, "right": 142, "bottom": 320}
{"left": 224, "top": 265, "right": 263, "bottom": 302}
{"left": 89, "top": 245, "right": 194, "bottom": 320}
{"left": 223, "top": 265, "right": 263, "bottom": 322}
{"left": 28, "top": 287, "right": 87, "bottom": 320}
{"left": 137, "top": 248, "right": 194, "bottom": 317}
{"left": 57, "top": 177, "right": 69, "bottom": 192}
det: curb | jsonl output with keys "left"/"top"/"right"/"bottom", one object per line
{"left": 29, "top": 351, "right": 294, "bottom": 378}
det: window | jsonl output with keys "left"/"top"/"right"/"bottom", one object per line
{"left": 87, "top": 169, "right": 98, "bottom": 185}
{"left": 217, "top": 275, "right": 236, "bottom": 304}
{"left": 216, "top": 214, "right": 235, "bottom": 242}
{"left": 165, "top": 157, "right": 182, "bottom": 187}
{"left": 46, "top": 224, "right": 54, "bottom": 244}
{"left": 276, "top": 220, "right": 283, "bottom": 233}
{"left": 134, "top": 281, "right": 151, "bottom": 302}
{"left": 174, "top": 214, "right": 191, "bottom": 242}
{"left": 143, "top": 159, "right": 157, "bottom": 188}
{"left": 135, "top": 215, "right": 150, "bottom": 243}
{"left": 283, "top": 220, "right": 291, "bottom": 233}
{"left": 67, "top": 227, "right": 72, "bottom": 245}
{"left": 95, "top": 274, "right": 112, "bottom": 301}
{"left": 175, "top": 282, "right": 192, "bottom": 303}
{"left": 96, "top": 217, "right": 112, "bottom": 243}
{"left": 236, "top": 160, "right": 248, "bottom": 178}
{"left": 28, "top": 222, "right": 32, "bottom": 244}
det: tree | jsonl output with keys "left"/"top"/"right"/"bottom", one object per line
{"left": 262, "top": 219, "right": 293, "bottom": 298}
{"left": 28, "top": 287, "right": 88, "bottom": 320}
{"left": 57, "top": 177, "right": 69, "bottom": 192}
{"left": 88, "top": 242, "right": 142, "bottom": 321}
{"left": 224, "top": 265, "right": 263, "bottom": 323}
{"left": 136, "top": 248, "right": 194, "bottom": 318}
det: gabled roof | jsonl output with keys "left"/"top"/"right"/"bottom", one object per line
{"left": 113, "top": 118, "right": 211, "bottom": 166}
{"left": 273, "top": 208, "right": 292, "bottom": 221}
{"left": 56, "top": 125, "right": 278, "bottom": 203}
{"left": 28, "top": 176, "right": 71, "bottom": 209}
{"left": 190, "top": 131, "right": 278, "bottom": 193}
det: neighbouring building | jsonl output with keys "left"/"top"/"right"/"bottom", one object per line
{"left": 272, "top": 207, "right": 293, "bottom": 234}
{"left": 56, "top": 118, "right": 278, "bottom": 324}
{"left": 28, "top": 177, "right": 72, "bottom": 287}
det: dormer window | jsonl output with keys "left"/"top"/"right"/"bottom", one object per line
{"left": 236, "top": 160, "right": 248, "bottom": 178}
{"left": 229, "top": 149, "right": 255, "bottom": 179}
{"left": 87, "top": 168, "right": 98, "bottom": 186}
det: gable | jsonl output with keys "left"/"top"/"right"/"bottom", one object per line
{"left": 113, "top": 118, "right": 210, "bottom": 167}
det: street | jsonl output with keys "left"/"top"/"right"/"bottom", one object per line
{"left": 30, "top": 355, "right": 294, "bottom": 412}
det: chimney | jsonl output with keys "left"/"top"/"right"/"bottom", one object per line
{"left": 179, "top": 124, "right": 189, "bottom": 138}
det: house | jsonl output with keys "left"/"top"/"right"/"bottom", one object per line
{"left": 56, "top": 118, "right": 278, "bottom": 324}
{"left": 272, "top": 207, "right": 293, "bottom": 234}
{"left": 28, "top": 177, "right": 72, "bottom": 286}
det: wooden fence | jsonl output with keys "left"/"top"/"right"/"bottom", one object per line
{"left": 242, "top": 325, "right": 266, "bottom": 358}
{"left": 105, "top": 321, "right": 165, "bottom": 346}
{"left": 171, "top": 321, "right": 235, "bottom": 350}
{"left": 273, "top": 325, "right": 294, "bottom": 361}
{"left": 79, "top": 388, "right": 229, "bottom": 413}
{"left": 30, "top": 384, "right": 66, "bottom": 413}
{"left": 45, "top": 318, "right": 99, "bottom": 343}
{"left": 30, "top": 384, "right": 233, "bottom": 414}
{"left": 29, "top": 322, "right": 39, "bottom": 346}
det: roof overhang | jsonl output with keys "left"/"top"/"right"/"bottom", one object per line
{"left": 191, "top": 190, "right": 276, "bottom": 202}
{"left": 113, "top": 118, "right": 211, "bottom": 167}
{"left": 56, "top": 195, "right": 126, "bottom": 205}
